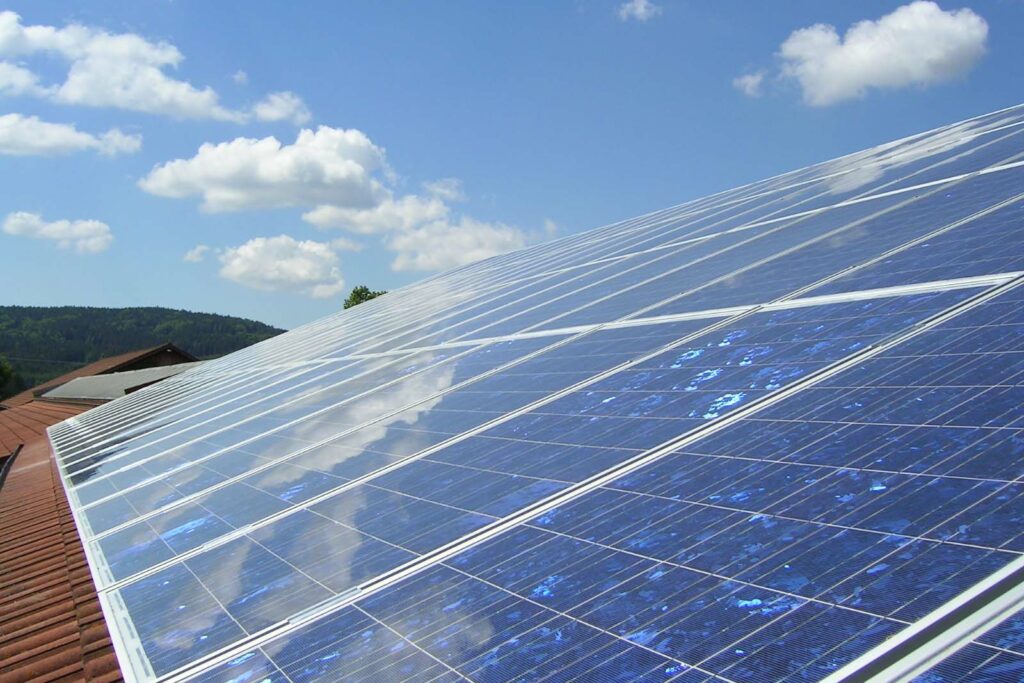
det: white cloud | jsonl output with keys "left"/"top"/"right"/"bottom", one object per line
{"left": 252, "top": 91, "right": 311, "bottom": 125}
{"left": 329, "top": 236, "right": 364, "bottom": 252}
{"left": 0, "top": 113, "right": 140, "bottom": 156}
{"left": 422, "top": 177, "right": 465, "bottom": 202}
{"left": 0, "top": 61, "right": 45, "bottom": 95}
{"left": 0, "top": 10, "right": 246, "bottom": 120}
{"left": 3, "top": 211, "right": 112, "bottom": 253}
{"left": 219, "top": 235, "right": 345, "bottom": 298}
{"left": 733, "top": 71, "right": 765, "bottom": 98}
{"left": 303, "top": 194, "right": 449, "bottom": 234}
{"left": 618, "top": 0, "right": 662, "bottom": 22}
{"left": 778, "top": 1, "right": 987, "bottom": 106}
{"left": 387, "top": 216, "right": 528, "bottom": 272}
{"left": 139, "top": 126, "right": 388, "bottom": 212}
{"left": 543, "top": 218, "right": 559, "bottom": 239}
{"left": 183, "top": 244, "right": 210, "bottom": 262}
{"left": 0, "top": 12, "right": 315, "bottom": 122}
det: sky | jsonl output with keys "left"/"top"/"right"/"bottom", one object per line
{"left": 0, "top": 0, "right": 1021, "bottom": 330}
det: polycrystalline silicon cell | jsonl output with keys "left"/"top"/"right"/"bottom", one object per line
{"left": 194, "top": 282, "right": 1024, "bottom": 683}
{"left": 102, "top": 289, "right": 975, "bottom": 677}
{"left": 44, "top": 104, "right": 1024, "bottom": 682}
{"left": 544, "top": 165, "right": 1024, "bottom": 330}
{"left": 87, "top": 320, "right": 715, "bottom": 581}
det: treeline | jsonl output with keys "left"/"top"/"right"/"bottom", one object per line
{"left": 0, "top": 306, "right": 283, "bottom": 399}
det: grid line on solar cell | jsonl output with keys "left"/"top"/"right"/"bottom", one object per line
{"left": 529, "top": 163, "right": 1024, "bottom": 334}
{"left": 58, "top": 360, "right": 364, "bottom": 471}
{"left": 154, "top": 279, "right": 1020, "bottom": 682}
{"left": 61, "top": 351, "right": 452, "bottom": 477}
{"left": 92, "top": 315, "right": 749, "bottom": 589}
{"left": 643, "top": 154, "right": 1024, "bottom": 266}
{"left": 90, "top": 286, "right": 983, "bottom": 593}
{"left": 67, "top": 340, "right": 564, "bottom": 511}
{"left": 77, "top": 325, "right": 704, "bottom": 528}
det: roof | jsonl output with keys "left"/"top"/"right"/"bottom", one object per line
{"left": 0, "top": 400, "right": 88, "bottom": 456}
{"left": 1, "top": 343, "right": 197, "bottom": 409}
{"left": 0, "top": 414, "right": 122, "bottom": 683}
{"left": 42, "top": 362, "right": 203, "bottom": 402}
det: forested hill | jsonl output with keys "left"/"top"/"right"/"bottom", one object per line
{"left": 0, "top": 306, "right": 284, "bottom": 398}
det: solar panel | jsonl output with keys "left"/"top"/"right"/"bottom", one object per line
{"left": 47, "top": 103, "right": 1024, "bottom": 682}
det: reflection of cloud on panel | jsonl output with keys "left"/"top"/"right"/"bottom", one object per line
{"left": 823, "top": 117, "right": 1006, "bottom": 195}
{"left": 259, "top": 359, "right": 456, "bottom": 488}
{"left": 826, "top": 223, "right": 869, "bottom": 248}
{"left": 281, "top": 501, "right": 368, "bottom": 593}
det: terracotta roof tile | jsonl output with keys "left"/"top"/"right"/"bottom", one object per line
{"left": 0, "top": 401, "right": 84, "bottom": 455}
{"left": 0, "top": 424, "right": 122, "bottom": 683}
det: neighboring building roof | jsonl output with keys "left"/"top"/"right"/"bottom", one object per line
{"left": 1, "top": 343, "right": 197, "bottom": 409}
{"left": 42, "top": 362, "right": 203, "bottom": 402}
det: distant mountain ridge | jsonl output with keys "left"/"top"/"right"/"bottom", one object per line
{"left": 0, "top": 305, "right": 284, "bottom": 399}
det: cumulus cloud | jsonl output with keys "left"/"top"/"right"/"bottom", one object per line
{"left": 733, "top": 71, "right": 765, "bottom": 98}
{"left": 618, "top": 0, "right": 662, "bottom": 22}
{"left": 3, "top": 211, "right": 112, "bottom": 253}
{"left": 183, "top": 244, "right": 210, "bottom": 262}
{"left": 0, "top": 10, "right": 246, "bottom": 120}
{"left": 146, "top": 125, "right": 534, "bottom": 275}
{"left": 252, "top": 91, "right": 311, "bottom": 125}
{"left": 387, "top": 217, "right": 528, "bottom": 272}
{"left": 0, "top": 113, "right": 140, "bottom": 156}
{"left": 306, "top": 190, "right": 536, "bottom": 271}
{"left": 219, "top": 235, "right": 345, "bottom": 298}
{"left": 0, "top": 11, "right": 312, "bottom": 123}
{"left": 328, "top": 236, "right": 364, "bottom": 252}
{"left": 0, "top": 61, "right": 45, "bottom": 96}
{"left": 778, "top": 1, "right": 988, "bottom": 106}
{"left": 422, "top": 177, "right": 465, "bottom": 202}
{"left": 543, "top": 218, "right": 559, "bottom": 238}
{"left": 232, "top": 70, "right": 248, "bottom": 85}
{"left": 303, "top": 194, "right": 449, "bottom": 234}
{"left": 139, "top": 126, "right": 388, "bottom": 212}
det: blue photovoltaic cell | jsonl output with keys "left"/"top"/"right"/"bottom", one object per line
{"left": 197, "top": 281, "right": 1024, "bottom": 683}
{"left": 109, "top": 289, "right": 974, "bottom": 677}
{"left": 39, "top": 104, "right": 1024, "bottom": 681}
{"left": 90, "top": 319, "right": 714, "bottom": 581}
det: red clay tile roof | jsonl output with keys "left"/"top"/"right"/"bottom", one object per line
{"left": 0, "top": 434, "right": 122, "bottom": 683}
{"left": 1, "top": 343, "right": 196, "bottom": 409}
{"left": 0, "top": 401, "right": 88, "bottom": 456}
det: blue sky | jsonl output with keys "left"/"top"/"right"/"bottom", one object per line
{"left": 0, "top": 1, "right": 1021, "bottom": 329}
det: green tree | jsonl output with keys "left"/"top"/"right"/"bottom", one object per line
{"left": 0, "top": 355, "right": 25, "bottom": 400}
{"left": 344, "top": 285, "right": 387, "bottom": 310}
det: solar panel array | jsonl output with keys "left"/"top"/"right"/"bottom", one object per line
{"left": 47, "top": 104, "right": 1024, "bottom": 682}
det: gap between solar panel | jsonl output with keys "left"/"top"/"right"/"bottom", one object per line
{"left": 518, "top": 156, "right": 1024, "bottom": 338}
{"left": 156, "top": 274, "right": 1024, "bottom": 683}
{"left": 87, "top": 269, "right": 1024, "bottom": 590}
{"left": 92, "top": 309, "right": 754, "bottom": 592}
{"left": 822, "top": 554, "right": 1024, "bottom": 683}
